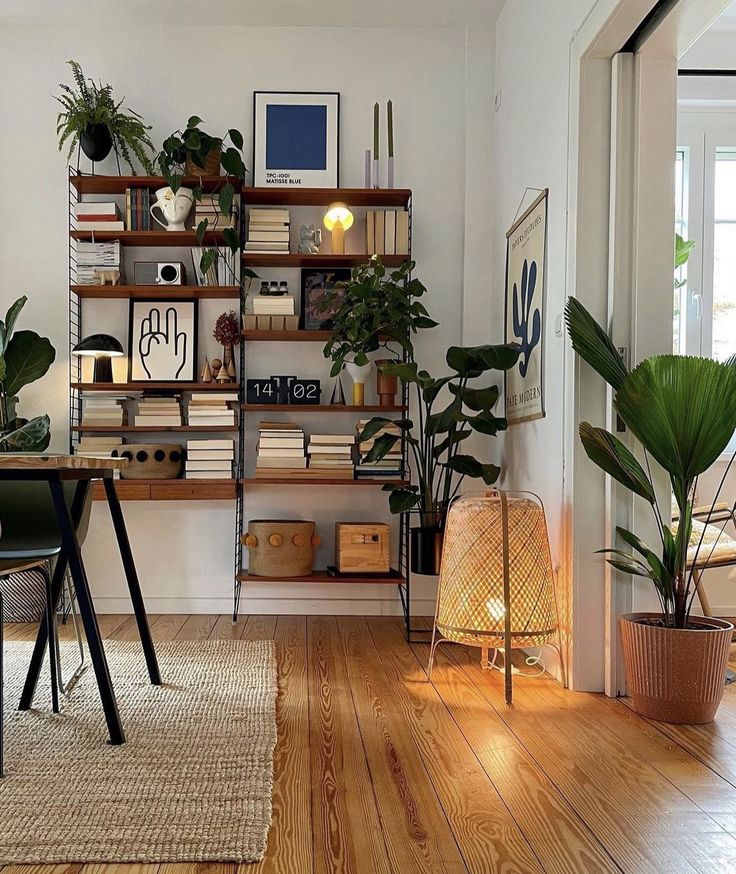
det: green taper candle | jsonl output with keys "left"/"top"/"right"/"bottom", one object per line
{"left": 373, "top": 102, "right": 379, "bottom": 159}
{"left": 387, "top": 100, "right": 394, "bottom": 158}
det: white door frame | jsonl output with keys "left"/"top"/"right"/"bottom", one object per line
{"left": 562, "top": 0, "right": 730, "bottom": 693}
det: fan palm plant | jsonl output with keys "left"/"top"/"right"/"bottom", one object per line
{"left": 565, "top": 296, "right": 736, "bottom": 629}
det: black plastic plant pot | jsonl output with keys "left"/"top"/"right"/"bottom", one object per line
{"left": 80, "top": 123, "right": 113, "bottom": 162}
{"left": 410, "top": 526, "right": 445, "bottom": 576}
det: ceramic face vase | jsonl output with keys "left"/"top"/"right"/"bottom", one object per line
{"left": 150, "top": 186, "right": 194, "bottom": 232}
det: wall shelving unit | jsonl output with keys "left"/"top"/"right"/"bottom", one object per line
{"left": 68, "top": 172, "right": 422, "bottom": 633}
{"left": 234, "top": 186, "right": 416, "bottom": 627}
{"left": 68, "top": 170, "right": 242, "bottom": 511}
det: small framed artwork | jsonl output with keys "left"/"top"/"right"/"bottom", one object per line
{"left": 128, "top": 300, "right": 198, "bottom": 382}
{"left": 253, "top": 91, "right": 340, "bottom": 188}
{"left": 300, "top": 268, "right": 351, "bottom": 330}
{"left": 504, "top": 189, "right": 548, "bottom": 425}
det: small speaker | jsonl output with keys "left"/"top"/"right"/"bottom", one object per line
{"left": 134, "top": 261, "right": 186, "bottom": 285}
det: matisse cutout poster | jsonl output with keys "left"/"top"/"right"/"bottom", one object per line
{"left": 504, "top": 190, "right": 547, "bottom": 425}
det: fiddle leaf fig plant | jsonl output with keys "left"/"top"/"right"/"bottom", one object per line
{"left": 0, "top": 296, "right": 56, "bottom": 452}
{"left": 321, "top": 257, "right": 438, "bottom": 376}
{"left": 359, "top": 343, "right": 520, "bottom": 526}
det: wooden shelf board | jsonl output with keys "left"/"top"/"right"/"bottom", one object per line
{"left": 242, "top": 329, "right": 331, "bottom": 342}
{"left": 237, "top": 569, "right": 405, "bottom": 584}
{"left": 93, "top": 478, "right": 237, "bottom": 501}
{"left": 72, "top": 382, "right": 239, "bottom": 392}
{"left": 242, "top": 403, "right": 404, "bottom": 412}
{"left": 71, "top": 230, "right": 228, "bottom": 246}
{"left": 70, "top": 175, "right": 238, "bottom": 194}
{"left": 243, "top": 187, "right": 411, "bottom": 207}
{"left": 240, "top": 477, "right": 408, "bottom": 487}
{"left": 73, "top": 425, "right": 239, "bottom": 433}
{"left": 242, "top": 253, "right": 405, "bottom": 268}
{"left": 72, "top": 285, "right": 240, "bottom": 299}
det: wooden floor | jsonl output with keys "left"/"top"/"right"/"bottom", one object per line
{"left": 5, "top": 615, "right": 736, "bottom": 873}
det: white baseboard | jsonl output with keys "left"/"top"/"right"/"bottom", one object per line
{"left": 94, "top": 597, "right": 437, "bottom": 616}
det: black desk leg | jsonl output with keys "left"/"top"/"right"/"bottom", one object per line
{"left": 19, "top": 479, "right": 89, "bottom": 711}
{"left": 103, "top": 477, "right": 161, "bottom": 686}
{"left": 50, "top": 478, "right": 125, "bottom": 745}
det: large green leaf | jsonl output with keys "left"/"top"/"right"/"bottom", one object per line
{"left": 450, "top": 383, "right": 499, "bottom": 412}
{"left": 614, "top": 355, "right": 736, "bottom": 495}
{"left": 565, "top": 297, "right": 628, "bottom": 390}
{"left": 0, "top": 414, "right": 51, "bottom": 451}
{"left": 3, "top": 330, "right": 55, "bottom": 395}
{"left": 363, "top": 433, "right": 401, "bottom": 463}
{"left": 427, "top": 396, "right": 462, "bottom": 435}
{"left": 385, "top": 486, "right": 421, "bottom": 514}
{"left": 465, "top": 410, "right": 508, "bottom": 435}
{"left": 444, "top": 454, "right": 500, "bottom": 485}
{"left": 579, "top": 422, "right": 656, "bottom": 503}
{"left": 0, "top": 295, "right": 27, "bottom": 356}
{"left": 357, "top": 417, "right": 410, "bottom": 442}
{"left": 446, "top": 344, "right": 519, "bottom": 375}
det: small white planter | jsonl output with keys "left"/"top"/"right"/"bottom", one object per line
{"left": 345, "top": 360, "right": 372, "bottom": 405}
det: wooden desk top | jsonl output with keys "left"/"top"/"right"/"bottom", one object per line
{"left": 0, "top": 454, "right": 128, "bottom": 471}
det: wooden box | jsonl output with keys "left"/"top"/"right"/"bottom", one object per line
{"left": 335, "top": 522, "right": 390, "bottom": 574}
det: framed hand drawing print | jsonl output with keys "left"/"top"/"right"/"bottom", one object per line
{"left": 128, "top": 300, "right": 198, "bottom": 382}
{"left": 504, "top": 189, "right": 548, "bottom": 425}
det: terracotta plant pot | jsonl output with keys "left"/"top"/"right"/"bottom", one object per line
{"left": 185, "top": 146, "right": 221, "bottom": 177}
{"left": 376, "top": 358, "right": 398, "bottom": 407}
{"left": 619, "top": 612, "right": 733, "bottom": 724}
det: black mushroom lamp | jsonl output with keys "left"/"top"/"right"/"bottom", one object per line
{"left": 72, "top": 333, "right": 124, "bottom": 383}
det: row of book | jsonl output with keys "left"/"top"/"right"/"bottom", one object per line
{"left": 366, "top": 209, "right": 410, "bottom": 257}
{"left": 245, "top": 208, "right": 290, "bottom": 254}
{"left": 252, "top": 295, "right": 295, "bottom": 316}
{"left": 79, "top": 392, "right": 238, "bottom": 428}
{"left": 254, "top": 420, "right": 404, "bottom": 480}
{"left": 185, "top": 438, "right": 234, "bottom": 479}
{"left": 74, "top": 240, "right": 122, "bottom": 285}
{"left": 125, "top": 189, "right": 151, "bottom": 230}
{"left": 194, "top": 193, "right": 238, "bottom": 232}
{"left": 355, "top": 419, "right": 403, "bottom": 478}
{"left": 74, "top": 201, "right": 124, "bottom": 231}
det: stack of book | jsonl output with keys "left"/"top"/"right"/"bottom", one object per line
{"left": 185, "top": 438, "right": 235, "bottom": 479}
{"left": 80, "top": 396, "right": 126, "bottom": 428}
{"left": 124, "top": 189, "right": 151, "bottom": 230}
{"left": 355, "top": 420, "right": 403, "bottom": 478}
{"left": 190, "top": 246, "right": 237, "bottom": 286}
{"left": 74, "top": 202, "right": 124, "bottom": 232}
{"left": 366, "top": 209, "right": 410, "bottom": 256}
{"left": 194, "top": 194, "right": 238, "bottom": 231}
{"left": 252, "top": 295, "right": 295, "bottom": 317}
{"left": 245, "top": 207, "right": 290, "bottom": 254}
{"left": 74, "top": 435, "right": 124, "bottom": 459}
{"left": 307, "top": 434, "right": 355, "bottom": 479}
{"left": 255, "top": 421, "right": 306, "bottom": 475}
{"left": 75, "top": 240, "right": 122, "bottom": 285}
{"left": 134, "top": 395, "right": 182, "bottom": 427}
{"left": 187, "top": 392, "right": 238, "bottom": 427}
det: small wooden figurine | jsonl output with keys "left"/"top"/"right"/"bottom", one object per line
{"left": 216, "top": 362, "right": 230, "bottom": 383}
{"left": 201, "top": 357, "right": 213, "bottom": 383}
{"left": 93, "top": 268, "right": 121, "bottom": 286}
{"left": 210, "top": 358, "right": 222, "bottom": 380}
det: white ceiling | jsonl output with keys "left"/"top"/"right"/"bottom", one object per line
{"left": 0, "top": 0, "right": 502, "bottom": 29}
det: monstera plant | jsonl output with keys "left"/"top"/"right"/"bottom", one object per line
{"left": 0, "top": 296, "right": 56, "bottom": 451}
{"left": 359, "top": 342, "right": 520, "bottom": 574}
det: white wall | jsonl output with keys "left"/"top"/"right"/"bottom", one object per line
{"left": 0, "top": 22, "right": 493, "bottom": 615}
{"left": 491, "top": 1, "right": 600, "bottom": 634}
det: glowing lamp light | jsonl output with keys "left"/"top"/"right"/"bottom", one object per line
{"left": 323, "top": 202, "right": 354, "bottom": 255}
{"left": 428, "top": 491, "right": 560, "bottom": 704}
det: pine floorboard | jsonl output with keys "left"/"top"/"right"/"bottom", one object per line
{"left": 6, "top": 615, "right": 736, "bottom": 871}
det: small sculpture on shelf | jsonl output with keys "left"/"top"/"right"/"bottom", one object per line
{"left": 212, "top": 310, "right": 240, "bottom": 383}
{"left": 200, "top": 357, "right": 213, "bottom": 383}
{"left": 210, "top": 357, "right": 223, "bottom": 380}
{"left": 297, "top": 225, "right": 322, "bottom": 254}
{"left": 93, "top": 268, "right": 121, "bottom": 286}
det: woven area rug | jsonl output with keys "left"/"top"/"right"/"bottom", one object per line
{"left": 0, "top": 639, "right": 278, "bottom": 864}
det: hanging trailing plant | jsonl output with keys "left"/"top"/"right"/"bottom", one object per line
{"left": 157, "top": 117, "right": 256, "bottom": 289}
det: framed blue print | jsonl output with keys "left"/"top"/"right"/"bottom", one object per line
{"left": 254, "top": 92, "right": 339, "bottom": 187}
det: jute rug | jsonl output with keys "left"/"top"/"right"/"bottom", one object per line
{"left": 0, "top": 639, "right": 278, "bottom": 864}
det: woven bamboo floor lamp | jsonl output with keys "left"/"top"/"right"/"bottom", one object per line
{"left": 428, "top": 490, "right": 565, "bottom": 704}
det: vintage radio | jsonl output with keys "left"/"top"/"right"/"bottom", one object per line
{"left": 134, "top": 261, "right": 186, "bottom": 285}
{"left": 335, "top": 522, "right": 390, "bottom": 574}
